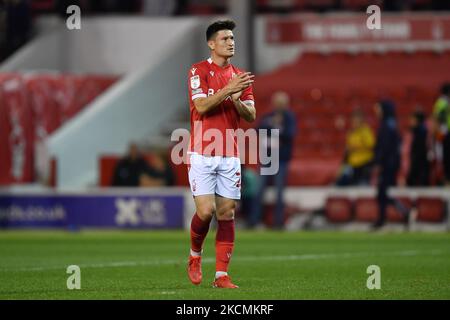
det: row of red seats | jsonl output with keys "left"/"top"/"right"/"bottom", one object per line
{"left": 0, "top": 73, "right": 117, "bottom": 185}
{"left": 255, "top": 51, "right": 450, "bottom": 102}
{"left": 326, "top": 196, "right": 446, "bottom": 223}
{"left": 95, "top": 50, "right": 448, "bottom": 188}
{"left": 248, "top": 50, "right": 450, "bottom": 185}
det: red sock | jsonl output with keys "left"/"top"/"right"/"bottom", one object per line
{"left": 190, "top": 213, "right": 211, "bottom": 254}
{"left": 215, "top": 219, "right": 235, "bottom": 273}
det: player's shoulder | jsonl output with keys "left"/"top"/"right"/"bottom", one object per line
{"left": 231, "top": 64, "right": 246, "bottom": 74}
{"left": 189, "top": 60, "right": 211, "bottom": 75}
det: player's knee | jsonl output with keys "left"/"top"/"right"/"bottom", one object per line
{"left": 217, "top": 202, "right": 236, "bottom": 220}
{"left": 196, "top": 204, "right": 215, "bottom": 220}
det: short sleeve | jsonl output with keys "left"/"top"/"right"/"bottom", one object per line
{"left": 240, "top": 84, "right": 255, "bottom": 107}
{"left": 188, "top": 66, "right": 209, "bottom": 101}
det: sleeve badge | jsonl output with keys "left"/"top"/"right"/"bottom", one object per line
{"left": 190, "top": 75, "right": 200, "bottom": 89}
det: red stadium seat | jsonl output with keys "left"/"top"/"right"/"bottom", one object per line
{"left": 49, "top": 157, "right": 57, "bottom": 188}
{"left": 286, "top": 158, "right": 341, "bottom": 185}
{"left": 354, "top": 197, "right": 379, "bottom": 222}
{"left": 325, "top": 197, "right": 353, "bottom": 223}
{"left": 262, "top": 204, "right": 299, "bottom": 227}
{"left": 387, "top": 197, "right": 413, "bottom": 223}
{"left": 99, "top": 156, "right": 119, "bottom": 187}
{"left": 416, "top": 197, "right": 446, "bottom": 223}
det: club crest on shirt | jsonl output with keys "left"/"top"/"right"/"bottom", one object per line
{"left": 210, "top": 71, "right": 214, "bottom": 77}
{"left": 190, "top": 75, "right": 200, "bottom": 89}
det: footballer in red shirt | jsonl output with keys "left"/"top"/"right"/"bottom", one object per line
{"left": 186, "top": 20, "right": 256, "bottom": 289}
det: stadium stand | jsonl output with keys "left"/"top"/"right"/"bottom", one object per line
{"left": 416, "top": 197, "right": 446, "bottom": 222}
{"left": 247, "top": 50, "right": 450, "bottom": 186}
{"left": 0, "top": 5, "right": 448, "bottom": 234}
{"left": 354, "top": 197, "right": 379, "bottom": 222}
{"left": 0, "top": 73, "right": 117, "bottom": 185}
{"left": 387, "top": 197, "right": 413, "bottom": 223}
{"left": 323, "top": 193, "right": 448, "bottom": 229}
{"left": 94, "top": 49, "right": 450, "bottom": 187}
{"left": 325, "top": 196, "right": 353, "bottom": 223}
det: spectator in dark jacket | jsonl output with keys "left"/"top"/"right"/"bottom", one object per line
{"left": 112, "top": 143, "right": 151, "bottom": 187}
{"left": 407, "top": 110, "right": 430, "bottom": 186}
{"left": 112, "top": 144, "right": 175, "bottom": 187}
{"left": 372, "top": 100, "right": 411, "bottom": 230}
{"left": 139, "top": 150, "right": 175, "bottom": 187}
{"left": 248, "top": 91, "right": 296, "bottom": 229}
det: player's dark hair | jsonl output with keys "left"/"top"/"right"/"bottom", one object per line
{"left": 206, "top": 20, "right": 236, "bottom": 41}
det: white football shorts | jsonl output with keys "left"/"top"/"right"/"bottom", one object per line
{"left": 188, "top": 153, "right": 241, "bottom": 200}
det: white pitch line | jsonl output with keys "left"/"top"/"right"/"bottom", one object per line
{"left": 1, "top": 249, "right": 446, "bottom": 273}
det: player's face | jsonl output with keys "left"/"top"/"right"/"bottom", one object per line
{"left": 209, "top": 30, "right": 235, "bottom": 58}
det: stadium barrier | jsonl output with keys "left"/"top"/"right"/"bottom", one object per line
{"left": 0, "top": 187, "right": 195, "bottom": 230}
{"left": 0, "top": 187, "right": 448, "bottom": 232}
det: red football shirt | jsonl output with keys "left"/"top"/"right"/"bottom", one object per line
{"left": 188, "top": 58, "right": 255, "bottom": 157}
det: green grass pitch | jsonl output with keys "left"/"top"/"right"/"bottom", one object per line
{"left": 0, "top": 230, "right": 449, "bottom": 299}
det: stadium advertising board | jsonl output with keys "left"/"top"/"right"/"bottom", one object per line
{"left": 0, "top": 193, "right": 184, "bottom": 229}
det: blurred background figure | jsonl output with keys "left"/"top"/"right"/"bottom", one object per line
{"left": 406, "top": 110, "right": 430, "bottom": 186}
{"left": 112, "top": 143, "right": 174, "bottom": 187}
{"left": 4, "top": 0, "right": 32, "bottom": 60}
{"left": 237, "top": 165, "right": 258, "bottom": 226}
{"left": 336, "top": 109, "right": 375, "bottom": 186}
{"left": 372, "top": 100, "right": 410, "bottom": 229}
{"left": 248, "top": 91, "right": 296, "bottom": 229}
{"left": 432, "top": 83, "right": 450, "bottom": 185}
{"left": 140, "top": 149, "right": 175, "bottom": 187}
{"left": 112, "top": 143, "right": 150, "bottom": 187}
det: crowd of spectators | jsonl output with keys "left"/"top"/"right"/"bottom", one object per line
{"left": 245, "top": 83, "right": 450, "bottom": 229}
{"left": 334, "top": 82, "right": 450, "bottom": 188}
{"left": 112, "top": 143, "right": 174, "bottom": 188}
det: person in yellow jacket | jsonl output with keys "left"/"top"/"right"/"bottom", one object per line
{"left": 336, "top": 110, "right": 376, "bottom": 186}
{"left": 433, "top": 83, "right": 450, "bottom": 184}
